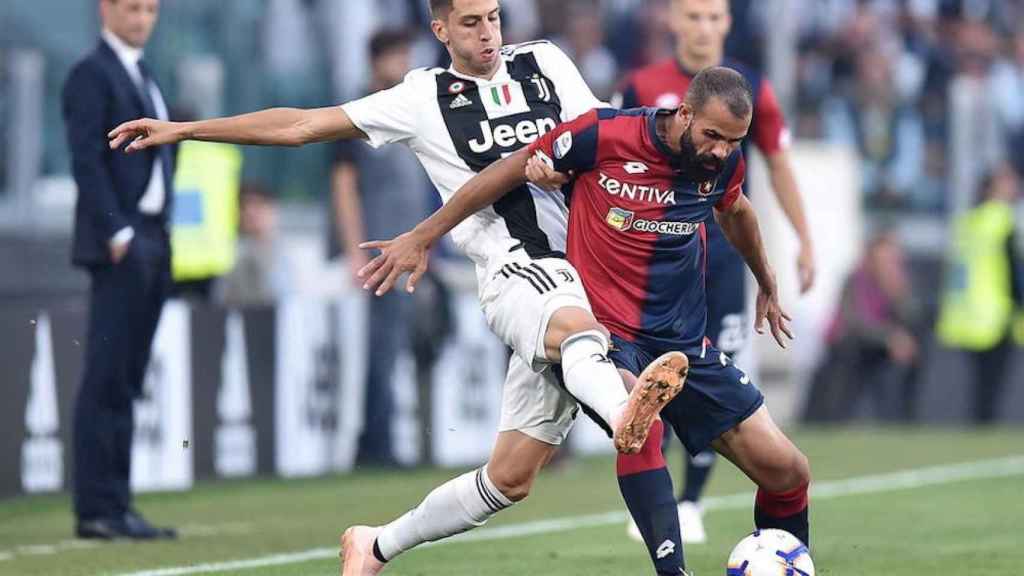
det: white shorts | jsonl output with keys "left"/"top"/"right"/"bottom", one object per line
{"left": 498, "top": 355, "right": 579, "bottom": 445}
{"left": 480, "top": 254, "right": 593, "bottom": 445}
{"left": 479, "top": 255, "right": 593, "bottom": 369}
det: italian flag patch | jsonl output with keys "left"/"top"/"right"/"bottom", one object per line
{"left": 481, "top": 81, "right": 531, "bottom": 120}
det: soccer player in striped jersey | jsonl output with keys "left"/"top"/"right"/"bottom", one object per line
{"left": 108, "top": 1, "right": 687, "bottom": 574}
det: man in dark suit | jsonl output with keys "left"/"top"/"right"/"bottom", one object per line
{"left": 62, "top": 0, "right": 176, "bottom": 540}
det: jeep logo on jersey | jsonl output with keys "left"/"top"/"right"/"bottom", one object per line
{"left": 598, "top": 172, "right": 677, "bottom": 205}
{"left": 481, "top": 81, "right": 531, "bottom": 119}
{"left": 467, "top": 117, "right": 557, "bottom": 154}
{"left": 606, "top": 207, "right": 635, "bottom": 231}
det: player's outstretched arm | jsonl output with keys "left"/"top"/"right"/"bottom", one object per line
{"left": 714, "top": 194, "right": 793, "bottom": 348}
{"left": 108, "top": 106, "right": 368, "bottom": 152}
{"left": 766, "top": 150, "right": 816, "bottom": 294}
{"left": 358, "top": 148, "right": 532, "bottom": 296}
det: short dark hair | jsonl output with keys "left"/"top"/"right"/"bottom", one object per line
{"left": 429, "top": 0, "right": 454, "bottom": 18}
{"left": 369, "top": 28, "right": 413, "bottom": 61}
{"left": 684, "top": 66, "right": 753, "bottom": 120}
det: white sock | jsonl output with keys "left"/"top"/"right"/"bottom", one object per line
{"left": 559, "top": 330, "right": 628, "bottom": 433}
{"left": 375, "top": 466, "right": 513, "bottom": 561}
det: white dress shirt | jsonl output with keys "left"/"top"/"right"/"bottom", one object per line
{"left": 102, "top": 28, "right": 169, "bottom": 247}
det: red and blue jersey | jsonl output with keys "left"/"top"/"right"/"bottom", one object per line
{"left": 614, "top": 58, "right": 788, "bottom": 261}
{"left": 529, "top": 107, "right": 746, "bottom": 352}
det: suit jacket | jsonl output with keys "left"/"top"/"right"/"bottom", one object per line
{"left": 62, "top": 40, "right": 174, "bottom": 268}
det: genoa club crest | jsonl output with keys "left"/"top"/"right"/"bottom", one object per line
{"left": 698, "top": 180, "right": 716, "bottom": 196}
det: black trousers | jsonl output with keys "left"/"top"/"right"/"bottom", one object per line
{"left": 73, "top": 220, "right": 170, "bottom": 521}
{"left": 969, "top": 337, "right": 1014, "bottom": 424}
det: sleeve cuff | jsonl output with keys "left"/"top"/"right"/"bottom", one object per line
{"left": 110, "top": 226, "right": 135, "bottom": 248}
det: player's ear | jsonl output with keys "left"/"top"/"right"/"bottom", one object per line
{"left": 431, "top": 19, "right": 450, "bottom": 45}
{"left": 678, "top": 103, "right": 694, "bottom": 130}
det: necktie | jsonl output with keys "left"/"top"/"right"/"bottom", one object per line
{"left": 136, "top": 58, "right": 173, "bottom": 214}
{"left": 136, "top": 58, "right": 159, "bottom": 119}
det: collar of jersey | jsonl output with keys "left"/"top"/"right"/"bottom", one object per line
{"left": 446, "top": 58, "right": 510, "bottom": 85}
{"left": 646, "top": 109, "right": 683, "bottom": 170}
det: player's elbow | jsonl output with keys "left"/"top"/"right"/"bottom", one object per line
{"left": 285, "top": 110, "right": 321, "bottom": 147}
{"left": 281, "top": 126, "right": 310, "bottom": 147}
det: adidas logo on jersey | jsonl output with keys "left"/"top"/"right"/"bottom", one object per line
{"left": 450, "top": 93, "right": 473, "bottom": 110}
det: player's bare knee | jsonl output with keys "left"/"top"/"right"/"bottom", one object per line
{"left": 792, "top": 450, "right": 811, "bottom": 488}
{"left": 488, "top": 468, "right": 535, "bottom": 502}
{"left": 759, "top": 449, "right": 810, "bottom": 493}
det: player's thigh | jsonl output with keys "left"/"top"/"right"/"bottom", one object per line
{"left": 481, "top": 257, "right": 594, "bottom": 368}
{"left": 543, "top": 305, "right": 609, "bottom": 362}
{"left": 618, "top": 368, "right": 638, "bottom": 392}
{"left": 711, "top": 405, "right": 810, "bottom": 493}
{"left": 607, "top": 336, "right": 654, "bottom": 392}
{"left": 497, "top": 354, "right": 577, "bottom": 465}
{"left": 660, "top": 345, "right": 761, "bottom": 455}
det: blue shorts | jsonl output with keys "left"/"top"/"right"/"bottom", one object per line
{"left": 610, "top": 335, "right": 764, "bottom": 456}
{"left": 706, "top": 229, "right": 748, "bottom": 353}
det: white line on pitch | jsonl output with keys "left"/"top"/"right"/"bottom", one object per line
{"left": 113, "top": 455, "right": 1024, "bottom": 576}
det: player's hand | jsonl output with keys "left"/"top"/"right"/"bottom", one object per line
{"left": 754, "top": 278, "right": 794, "bottom": 349}
{"left": 358, "top": 230, "right": 431, "bottom": 296}
{"left": 108, "top": 118, "right": 186, "bottom": 153}
{"left": 109, "top": 239, "right": 131, "bottom": 264}
{"left": 525, "top": 153, "right": 570, "bottom": 192}
{"left": 887, "top": 328, "right": 918, "bottom": 364}
{"left": 796, "top": 241, "right": 816, "bottom": 294}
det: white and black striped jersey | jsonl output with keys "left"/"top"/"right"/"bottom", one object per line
{"left": 341, "top": 40, "right": 606, "bottom": 270}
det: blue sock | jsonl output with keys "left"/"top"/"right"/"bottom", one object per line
{"left": 617, "top": 420, "right": 685, "bottom": 574}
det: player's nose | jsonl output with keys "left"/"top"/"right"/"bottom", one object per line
{"left": 480, "top": 19, "right": 496, "bottom": 41}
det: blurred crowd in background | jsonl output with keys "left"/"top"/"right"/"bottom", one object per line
{"left": 3, "top": 0, "right": 1023, "bottom": 212}
{"left": 1, "top": 0, "right": 1022, "bottom": 469}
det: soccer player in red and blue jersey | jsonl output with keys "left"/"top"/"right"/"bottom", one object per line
{"left": 613, "top": 0, "right": 815, "bottom": 542}
{"left": 365, "top": 67, "right": 811, "bottom": 575}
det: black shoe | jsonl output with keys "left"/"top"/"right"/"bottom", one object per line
{"left": 76, "top": 512, "right": 177, "bottom": 540}
{"left": 76, "top": 517, "right": 124, "bottom": 540}
{"left": 123, "top": 510, "right": 177, "bottom": 540}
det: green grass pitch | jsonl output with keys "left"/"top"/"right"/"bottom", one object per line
{"left": 2, "top": 428, "right": 1022, "bottom": 575}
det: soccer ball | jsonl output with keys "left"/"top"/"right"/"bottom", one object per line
{"left": 725, "top": 529, "right": 814, "bottom": 576}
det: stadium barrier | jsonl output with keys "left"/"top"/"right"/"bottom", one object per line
{"left": 0, "top": 294, "right": 614, "bottom": 499}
